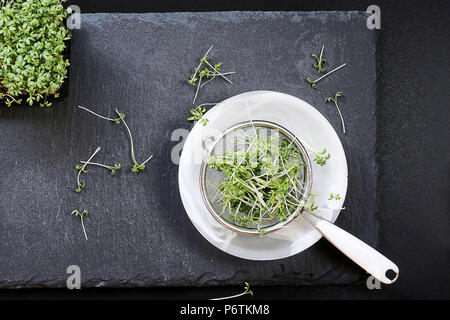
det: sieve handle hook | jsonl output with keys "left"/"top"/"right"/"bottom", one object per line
{"left": 201, "top": 136, "right": 216, "bottom": 152}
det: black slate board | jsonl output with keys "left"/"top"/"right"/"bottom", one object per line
{"left": 0, "top": 11, "right": 377, "bottom": 287}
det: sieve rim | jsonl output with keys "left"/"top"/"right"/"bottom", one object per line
{"left": 199, "top": 120, "right": 313, "bottom": 236}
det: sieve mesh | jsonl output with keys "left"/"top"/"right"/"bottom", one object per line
{"left": 200, "top": 121, "right": 312, "bottom": 235}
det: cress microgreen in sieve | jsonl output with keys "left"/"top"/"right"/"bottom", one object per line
{"left": 203, "top": 121, "right": 318, "bottom": 236}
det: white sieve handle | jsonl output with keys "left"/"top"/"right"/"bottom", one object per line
{"left": 302, "top": 212, "right": 399, "bottom": 284}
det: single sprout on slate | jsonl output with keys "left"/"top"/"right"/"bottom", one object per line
{"left": 79, "top": 161, "right": 121, "bottom": 174}
{"left": 306, "top": 63, "right": 346, "bottom": 88}
{"left": 77, "top": 106, "right": 125, "bottom": 124}
{"left": 187, "top": 45, "right": 235, "bottom": 104}
{"left": 312, "top": 45, "right": 326, "bottom": 73}
{"left": 71, "top": 210, "right": 89, "bottom": 241}
{"left": 325, "top": 92, "right": 346, "bottom": 134}
{"left": 187, "top": 103, "right": 218, "bottom": 126}
{"left": 210, "top": 282, "right": 254, "bottom": 301}
{"left": 115, "top": 110, "right": 153, "bottom": 173}
{"left": 328, "top": 192, "right": 341, "bottom": 200}
{"left": 75, "top": 146, "right": 101, "bottom": 192}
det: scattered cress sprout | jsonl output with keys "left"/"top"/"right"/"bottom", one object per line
{"left": 187, "top": 45, "right": 235, "bottom": 105}
{"left": 71, "top": 210, "right": 89, "bottom": 240}
{"left": 115, "top": 110, "right": 153, "bottom": 173}
{"left": 328, "top": 192, "right": 341, "bottom": 200}
{"left": 306, "top": 63, "right": 346, "bottom": 88}
{"left": 312, "top": 45, "right": 326, "bottom": 73}
{"left": 325, "top": 92, "right": 346, "bottom": 134}
{"left": 312, "top": 148, "right": 331, "bottom": 166}
{"left": 76, "top": 106, "right": 153, "bottom": 173}
{"left": 187, "top": 105, "right": 208, "bottom": 125}
{"left": 77, "top": 106, "right": 125, "bottom": 124}
{"left": 210, "top": 282, "right": 253, "bottom": 301}
{"left": 75, "top": 147, "right": 101, "bottom": 193}
{"left": 79, "top": 161, "right": 121, "bottom": 174}
{"left": 187, "top": 103, "right": 219, "bottom": 126}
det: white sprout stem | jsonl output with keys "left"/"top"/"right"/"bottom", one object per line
{"left": 203, "top": 60, "right": 233, "bottom": 84}
{"left": 115, "top": 110, "right": 138, "bottom": 166}
{"left": 319, "top": 45, "right": 324, "bottom": 62}
{"left": 80, "top": 215, "right": 88, "bottom": 241}
{"left": 210, "top": 292, "right": 247, "bottom": 301}
{"left": 80, "top": 161, "right": 114, "bottom": 170}
{"left": 200, "top": 72, "right": 236, "bottom": 88}
{"left": 316, "top": 207, "right": 345, "bottom": 211}
{"left": 191, "top": 45, "right": 214, "bottom": 104}
{"left": 77, "top": 106, "right": 118, "bottom": 122}
{"left": 77, "top": 147, "right": 101, "bottom": 187}
{"left": 334, "top": 101, "right": 346, "bottom": 134}
{"left": 197, "top": 102, "right": 220, "bottom": 108}
{"left": 313, "top": 63, "right": 346, "bottom": 83}
{"left": 192, "top": 76, "right": 202, "bottom": 105}
{"left": 115, "top": 110, "right": 153, "bottom": 167}
{"left": 141, "top": 154, "right": 154, "bottom": 166}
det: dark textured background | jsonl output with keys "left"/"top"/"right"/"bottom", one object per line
{"left": 0, "top": 0, "right": 449, "bottom": 299}
{"left": 0, "top": 11, "right": 377, "bottom": 287}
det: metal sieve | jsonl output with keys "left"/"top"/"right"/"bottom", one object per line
{"left": 200, "top": 120, "right": 313, "bottom": 235}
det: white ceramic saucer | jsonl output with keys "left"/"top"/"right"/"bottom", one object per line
{"left": 178, "top": 91, "right": 348, "bottom": 260}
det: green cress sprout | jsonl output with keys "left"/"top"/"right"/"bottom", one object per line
{"left": 71, "top": 210, "right": 89, "bottom": 240}
{"left": 77, "top": 106, "right": 125, "bottom": 124}
{"left": 187, "top": 45, "right": 235, "bottom": 104}
{"left": 187, "top": 103, "right": 218, "bottom": 126}
{"left": 210, "top": 282, "right": 254, "bottom": 300}
{"left": 0, "top": 0, "right": 71, "bottom": 107}
{"left": 79, "top": 161, "right": 121, "bottom": 174}
{"left": 75, "top": 147, "right": 101, "bottom": 193}
{"left": 187, "top": 105, "right": 208, "bottom": 125}
{"left": 312, "top": 45, "right": 326, "bottom": 73}
{"left": 328, "top": 192, "right": 341, "bottom": 200}
{"left": 306, "top": 63, "right": 346, "bottom": 89}
{"left": 312, "top": 148, "right": 330, "bottom": 166}
{"left": 324, "top": 92, "right": 346, "bottom": 134}
{"left": 77, "top": 106, "right": 152, "bottom": 173}
{"left": 115, "top": 110, "right": 153, "bottom": 173}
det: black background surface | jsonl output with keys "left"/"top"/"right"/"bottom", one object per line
{"left": 0, "top": 0, "right": 449, "bottom": 299}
